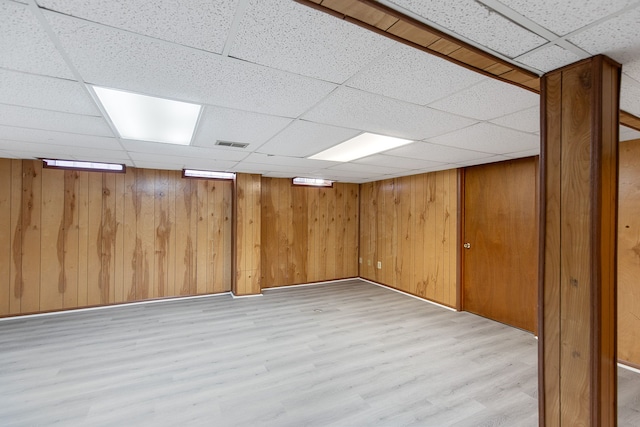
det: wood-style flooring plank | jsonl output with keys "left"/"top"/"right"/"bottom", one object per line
{"left": 0, "top": 279, "right": 638, "bottom": 426}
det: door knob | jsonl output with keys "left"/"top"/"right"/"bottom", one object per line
{"left": 463, "top": 243, "right": 471, "bottom": 249}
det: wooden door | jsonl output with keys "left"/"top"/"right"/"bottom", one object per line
{"left": 463, "top": 157, "right": 538, "bottom": 333}
{"left": 618, "top": 139, "right": 640, "bottom": 366}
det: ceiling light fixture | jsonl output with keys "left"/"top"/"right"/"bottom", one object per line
{"left": 91, "top": 85, "right": 201, "bottom": 145}
{"left": 308, "top": 132, "right": 413, "bottom": 162}
{"left": 292, "top": 177, "right": 334, "bottom": 187}
{"left": 182, "top": 169, "right": 236, "bottom": 180}
{"left": 42, "top": 158, "right": 125, "bottom": 173}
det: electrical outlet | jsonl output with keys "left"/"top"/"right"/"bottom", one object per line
{"left": 359, "top": 257, "right": 363, "bottom": 264}
{"left": 377, "top": 261, "right": 382, "bottom": 269}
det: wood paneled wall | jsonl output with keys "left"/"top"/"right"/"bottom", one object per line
{"left": 233, "top": 173, "right": 261, "bottom": 295}
{"left": 359, "top": 170, "right": 458, "bottom": 308}
{"left": 260, "top": 178, "right": 359, "bottom": 288}
{"left": 0, "top": 159, "right": 232, "bottom": 316}
{"left": 619, "top": 139, "right": 640, "bottom": 366}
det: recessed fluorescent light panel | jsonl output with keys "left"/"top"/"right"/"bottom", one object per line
{"left": 292, "top": 177, "right": 334, "bottom": 187}
{"left": 309, "top": 132, "right": 413, "bottom": 162}
{"left": 91, "top": 86, "right": 201, "bottom": 145}
{"left": 182, "top": 169, "right": 235, "bottom": 180}
{"left": 42, "top": 158, "right": 125, "bottom": 173}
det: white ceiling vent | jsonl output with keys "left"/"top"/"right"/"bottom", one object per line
{"left": 215, "top": 140, "right": 249, "bottom": 149}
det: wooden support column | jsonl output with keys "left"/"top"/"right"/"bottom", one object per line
{"left": 539, "top": 55, "right": 620, "bottom": 426}
{"left": 232, "top": 173, "right": 262, "bottom": 296}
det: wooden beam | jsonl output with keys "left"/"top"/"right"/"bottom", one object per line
{"left": 295, "top": 0, "right": 640, "bottom": 129}
{"left": 539, "top": 55, "right": 620, "bottom": 426}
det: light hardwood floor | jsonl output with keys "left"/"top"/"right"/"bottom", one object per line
{"left": 0, "top": 279, "right": 638, "bottom": 426}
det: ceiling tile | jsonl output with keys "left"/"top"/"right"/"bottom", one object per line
{"left": 568, "top": 6, "right": 640, "bottom": 63}
{"left": 499, "top": 0, "right": 638, "bottom": 36}
{"left": 45, "top": 11, "right": 337, "bottom": 117}
{"left": 620, "top": 125, "right": 640, "bottom": 141}
{"left": 327, "top": 162, "right": 407, "bottom": 175}
{"left": 310, "top": 168, "right": 387, "bottom": 180}
{"left": 129, "top": 162, "right": 180, "bottom": 171}
{"left": 1, "top": 147, "right": 73, "bottom": 160}
{"left": 428, "top": 122, "right": 540, "bottom": 154}
{"left": 355, "top": 154, "right": 445, "bottom": 170}
{"left": 122, "top": 140, "right": 248, "bottom": 162}
{"left": 229, "top": 0, "right": 394, "bottom": 83}
{"left": 504, "top": 148, "right": 540, "bottom": 158}
{"left": 621, "top": 75, "right": 640, "bottom": 117}
{"left": 241, "top": 153, "right": 337, "bottom": 169}
{"left": 256, "top": 120, "right": 360, "bottom": 158}
{"left": 0, "top": 150, "right": 19, "bottom": 159}
{"left": 303, "top": 87, "right": 477, "bottom": 140}
{"left": 0, "top": 139, "right": 127, "bottom": 160}
{"left": 128, "top": 153, "right": 237, "bottom": 171}
{"left": 0, "top": 69, "right": 98, "bottom": 115}
{"left": 0, "top": 1, "right": 73, "bottom": 79}
{"left": 261, "top": 172, "right": 296, "bottom": 179}
{"left": 387, "top": 0, "right": 546, "bottom": 57}
{"left": 385, "top": 141, "right": 495, "bottom": 164}
{"left": 134, "top": 157, "right": 235, "bottom": 172}
{"left": 230, "top": 162, "right": 312, "bottom": 175}
{"left": 455, "top": 154, "right": 512, "bottom": 167}
{"left": 346, "top": 44, "right": 486, "bottom": 105}
{"left": 193, "top": 106, "right": 292, "bottom": 150}
{"left": 0, "top": 125, "right": 121, "bottom": 150}
{"left": 516, "top": 44, "right": 582, "bottom": 73}
{"left": 37, "top": 0, "right": 238, "bottom": 53}
{"left": 624, "top": 58, "right": 640, "bottom": 83}
{"left": 428, "top": 78, "right": 539, "bottom": 120}
{"left": 489, "top": 106, "right": 540, "bottom": 133}
{"left": 0, "top": 104, "right": 113, "bottom": 137}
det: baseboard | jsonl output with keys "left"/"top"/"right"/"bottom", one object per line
{"left": 0, "top": 291, "right": 232, "bottom": 321}
{"left": 230, "top": 292, "right": 264, "bottom": 299}
{"left": 358, "top": 278, "right": 457, "bottom": 312}
{"left": 263, "top": 277, "right": 359, "bottom": 291}
{"left": 619, "top": 360, "right": 640, "bottom": 374}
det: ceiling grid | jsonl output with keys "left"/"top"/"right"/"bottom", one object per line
{"left": 0, "top": 0, "right": 639, "bottom": 182}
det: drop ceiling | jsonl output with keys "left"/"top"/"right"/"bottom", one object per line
{"left": 1, "top": 0, "right": 640, "bottom": 183}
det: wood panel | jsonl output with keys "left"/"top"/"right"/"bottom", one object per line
{"left": 618, "top": 138, "right": 640, "bottom": 366}
{"left": 9, "top": 160, "right": 22, "bottom": 314}
{"left": 86, "top": 171, "right": 103, "bottom": 306}
{"left": 233, "top": 173, "right": 261, "bottom": 295}
{"left": 359, "top": 170, "right": 457, "bottom": 307}
{"left": 0, "top": 159, "right": 11, "bottom": 315}
{"left": 21, "top": 160, "right": 42, "bottom": 313}
{"left": 540, "top": 70, "right": 562, "bottom": 426}
{"left": 195, "top": 179, "right": 208, "bottom": 295}
{"left": 63, "top": 171, "right": 81, "bottom": 308}
{"left": 345, "top": 184, "right": 359, "bottom": 278}
{"left": 540, "top": 55, "right": 620, "bottom": 427}
{"left": 209, "top": 179, "right": 228, "bottom": 294}
{"left": 559, "top": 64, "right": 592, "bottom": 424}
{"left": 76, "top": 169, "right": 89, "bottom": 307}
{"left": 260, "top": 178, "right": 359, "bottom": 288}
{"left": 113, "top": 172, "right": 125, "bottom": 303}
{"left": 39, "top": 168, "right": 64, "bottom": 311}
{"left": 463, "top": 158, "right": 538, "bottom": 333}
{"left": 154, "top": 170, "right": 172, "bottom": 298}
{"left": 137, "top": 169, "right": 155, "bottom": 300}
{"left": 291, "top": 184, "right": 308, "bottom": 283}
{"left": 0, "top": 160, "right": 232, "bottom": 316}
